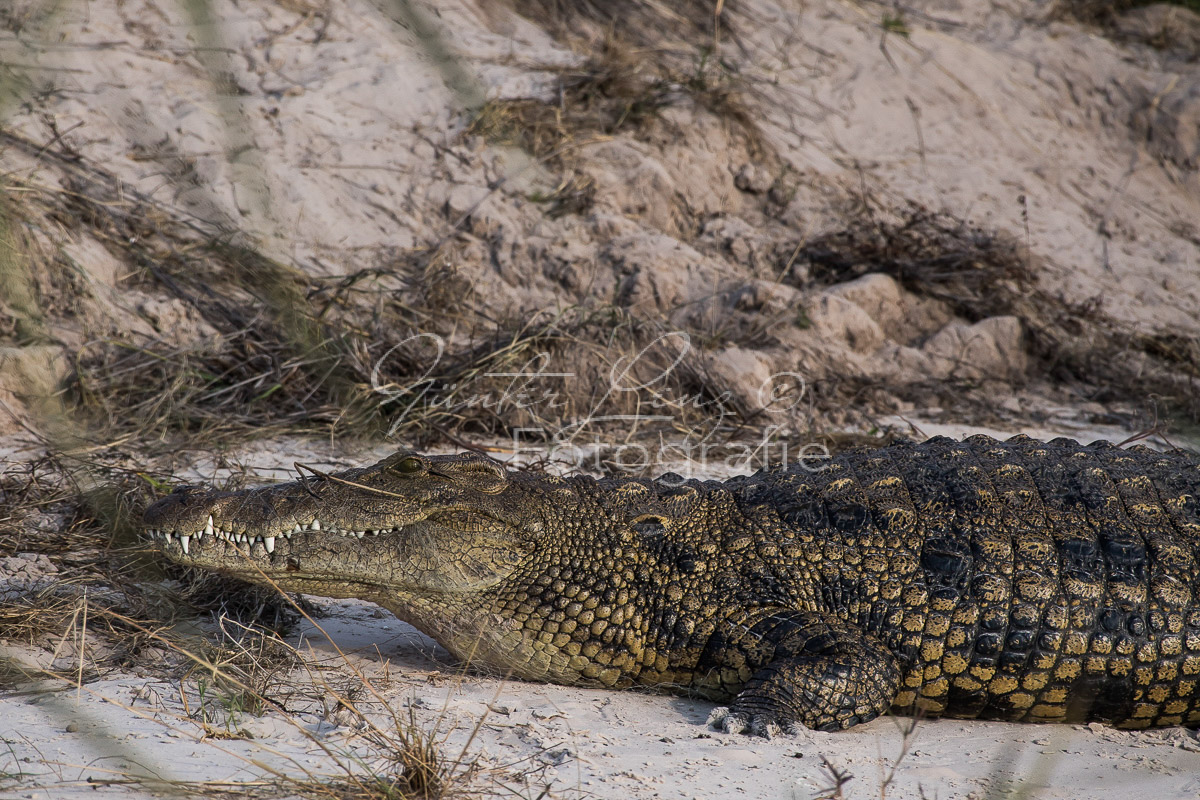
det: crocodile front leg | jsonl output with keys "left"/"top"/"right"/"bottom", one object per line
{"left": 704, "top": 608, "right": 901, "bottom": 736}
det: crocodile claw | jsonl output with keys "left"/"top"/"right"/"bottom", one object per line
{"left": 707, "top": 706, "right": 789, "bottom": 738}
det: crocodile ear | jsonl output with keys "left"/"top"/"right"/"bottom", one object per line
{"left": 438, "top": 455, "right": 509, "bottom": 494}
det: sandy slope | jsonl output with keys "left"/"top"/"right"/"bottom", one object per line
{"left": 2, "top": 0, "right": 1199, "bottom": 434}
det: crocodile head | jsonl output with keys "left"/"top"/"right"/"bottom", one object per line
{"left": 142, "top": 450, "right": 541, "bottom": 601}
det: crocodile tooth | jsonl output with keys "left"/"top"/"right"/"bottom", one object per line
{"left": 357, "top": 531, "right": 365, "bottom": 539}
{"left": 205, "top": 515, "right": 214, "bottom": 536}
{"left": 310, "top": 520, "right": 321, "bottom": 531}
{"left": 293, "top": 524, "right": 303, "bottom": 534}
{"left": 264, "top": 536, "right": 275, "bottom": 554}
{"left": 180, "top": 535, "right": 190, "bottom": 554}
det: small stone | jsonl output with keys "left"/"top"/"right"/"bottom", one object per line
{"left": 734, "top": 163, "right": 773, "bottom": 194}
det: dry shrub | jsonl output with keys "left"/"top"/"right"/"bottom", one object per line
{"left": 1058, "top": 0, "right": 1200, "bottom": 24}
{"left": 793, "top": 203, "right": 1200, "bottom": 424}
{"left": 797, "top": 205, "right": 1034, "bottom": 321}
{"left": 467, "top": 24, "right": 764, "bottom": 219}
{"left": 1052, "top": 1, "right": 1200, "bottom": 58}
{"left": 509, "top": 0, "right": 734, "bottom": 45}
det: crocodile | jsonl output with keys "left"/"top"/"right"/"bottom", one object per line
{"left": 143, "top": 434, "right": 1200, "bottom": 735}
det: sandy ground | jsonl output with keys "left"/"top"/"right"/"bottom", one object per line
{"left": 4, "top": 595, "right": 1200, "bottom": 800}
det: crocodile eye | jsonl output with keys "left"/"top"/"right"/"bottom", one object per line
{"left": 395, "top": 456, "right": 425, "bottom": 474}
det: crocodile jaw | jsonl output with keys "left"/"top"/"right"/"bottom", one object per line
{"left": 144, "top": 488, "right": 533, "bottom": 595}
{"left": 145, "top": 513, "right": 376, "bottom": 557}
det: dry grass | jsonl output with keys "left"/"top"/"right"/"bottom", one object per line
{"left": 1, "top": 125, "right": 782, "bottom": 451}
{"left": 126, "top": 578, "right": 508, "bottom": 799}
{"left": 7, "top": 121, "right": 1196, "bottom": 456}
{"left": 798, "top": 204, "right": 1035, "bottom": 321}
{"left": 2, "top": 609, "right": 497, "bottom": 799}
{"left": 467, "top": 26, "right": 766, "bottom": 220}
{"left": 0, "top": 452, "right": 297, "bottom": 684}
{"left": 1051, "top": 0, "right": 1200, "bottom": 56}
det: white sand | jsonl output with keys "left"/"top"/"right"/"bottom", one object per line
{"left": 4, "top": 596, "right": 1200, "bottom": 800}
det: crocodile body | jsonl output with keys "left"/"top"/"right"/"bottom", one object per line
{"left": 143, "top": 435, "right": 1200, "bottom": 734}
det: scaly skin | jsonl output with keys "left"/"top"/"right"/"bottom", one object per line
{"left": 143, "top": 435, "right": 1200, "bottom": 735}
